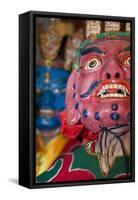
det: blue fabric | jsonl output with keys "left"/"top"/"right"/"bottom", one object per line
{"left": 36, "top": 65, "right": 70, "bottom": 131}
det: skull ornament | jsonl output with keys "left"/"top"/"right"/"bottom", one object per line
{"left": 40, "top": 23, "right": 62, "bottom": 62}
{"left": 65, "top": 33, "right": 131, "bottom": 133}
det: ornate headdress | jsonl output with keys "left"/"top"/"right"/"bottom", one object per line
{"left": 73, "top": 20, "right": 130, "bottom": 70}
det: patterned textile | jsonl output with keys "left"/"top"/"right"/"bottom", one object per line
{"left": 37, "top": 139, "right": 130, "bottom": 183}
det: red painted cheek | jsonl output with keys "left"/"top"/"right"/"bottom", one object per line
{"left": 78, "top": 67, "right": 103, "bottom": 95}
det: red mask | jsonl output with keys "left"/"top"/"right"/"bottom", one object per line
{"left": 65, "top": 35, "right": 131, "bottom": 133}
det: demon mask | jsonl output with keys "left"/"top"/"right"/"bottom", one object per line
{"left": 61, "top": 31, "right": 131, "bottom": 145}
{"left": 63, "top": 31, "right": 131, "bottom": 174}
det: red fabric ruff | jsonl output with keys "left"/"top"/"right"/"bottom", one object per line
{"left": 58, "top": 110, "right": 98, "bottom": 147}
{"left": 82, "top": 128, "right": 98, "bottom": 145}
{"left": 58, "top": 110, "right": 84, "bottom": 139}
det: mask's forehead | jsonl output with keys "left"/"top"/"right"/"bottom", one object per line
{"left": 85, "top": 39, "right": 130, "bottom": 54}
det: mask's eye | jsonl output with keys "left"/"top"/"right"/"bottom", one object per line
{"left": 85, "top": 58, "right": 101, "bottom": 70}
{"left": 124, "top": 56, "right": 131, "bottom": 67}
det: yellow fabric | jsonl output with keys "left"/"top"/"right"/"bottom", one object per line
{"left": 36, "top": 133, "right": 68, "bottom": 176}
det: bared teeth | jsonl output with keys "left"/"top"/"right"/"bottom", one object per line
{"left": 102, "top": 85, "right": 105, "bottom": 90}
{"left": 109, "top": 84, "right": 112, "bottom": 89}
{"left": 118, "top": 84, "right": 123, "bottom": 89}
{"left": 97, "top": 83, "right": 129, "bottom": 98}
{"left": 105, "top": 84, "right": 108, "bottom": 89}
{"left": 114, "top": 84, "right": 117, "bottom": 88}
{"left": 100, "top": 93, "right": 126, "bottom": 98}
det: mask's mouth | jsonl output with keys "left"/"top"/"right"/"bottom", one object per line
{"left": 96, "top": 81, "right": 130, "bottom": 99}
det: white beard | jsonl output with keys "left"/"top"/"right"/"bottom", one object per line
{"left": 94, "top": 124, "right": 130, "bottom": 175}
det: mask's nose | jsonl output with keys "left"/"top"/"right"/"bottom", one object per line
{"left": 100, "top": 57, "right": 125, "bottom": 80}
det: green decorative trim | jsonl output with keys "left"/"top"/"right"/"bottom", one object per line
{"left": 96, "top": 32, "right": 130, "bottom": 39}
{"left": 72, "top": 146, "right": 103, "bottom": 178}
{"left": 72, "top": 146, "right": 130, "bottom": 179}
{"left": 72, "top": 39, "right": 89, "bottom": 70}
{"left": 106, "top": 156, "right": 130, "bottom": 179}
{"left": 36, "top": 159, "right": 62, "bottom": 183}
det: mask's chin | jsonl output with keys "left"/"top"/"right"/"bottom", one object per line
{"left": 80, "top": 98, "right": 130, "bottom": 133}
{"left": 98, "top": 97, "right": 130, "bottom": 104}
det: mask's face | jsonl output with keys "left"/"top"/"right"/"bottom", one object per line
{"left": 66, "top": 37, "right": 131, "bottom": 132}
{"left": 36, "top": 66, "right": 70, "bottom": 132}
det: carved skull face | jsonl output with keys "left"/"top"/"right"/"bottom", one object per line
{"left": 66, "top": 36, "right": 130, "bottom": 132}
{"left": 64, "top": 29, "right": 84, "bottom": 70}
{"left": 40, "top": 25, "right": 62, "bottom": 60}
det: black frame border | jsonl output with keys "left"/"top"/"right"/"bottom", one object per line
{"left": 19, "top": 11, "right": 135, "bottom": 189}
